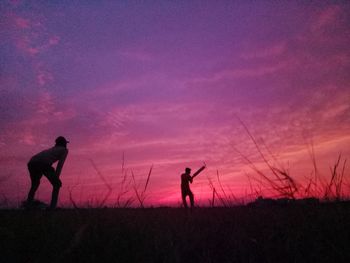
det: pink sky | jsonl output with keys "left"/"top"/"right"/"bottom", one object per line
{"left": 1, "top": 1, "right": 350, "bottom": 207}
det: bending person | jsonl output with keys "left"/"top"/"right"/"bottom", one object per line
{"left": 26, "top": 136, "right": 69, "bottom": 209}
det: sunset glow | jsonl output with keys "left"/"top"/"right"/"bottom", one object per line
{"left": 1, "top": 1, "right": 350, "bottom": 207}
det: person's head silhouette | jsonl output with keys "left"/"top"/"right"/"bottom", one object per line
{"left": 185, "top": 167, "right": 191, "bottom": 174}
{"left": 55, "top": 136, "right": 69, "bottom": 147}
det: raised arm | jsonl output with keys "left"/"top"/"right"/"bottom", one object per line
{"left": 191, "top": 165, "right": 206, "bottom": 180}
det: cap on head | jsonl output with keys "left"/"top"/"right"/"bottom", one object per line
{"left": 185, "top": 167, "right": 191, "bottom": 173}
{"left": 55, "top": 136, "right": 69, "bottom": 146}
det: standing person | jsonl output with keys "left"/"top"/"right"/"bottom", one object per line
{"left": 181, "top": 164, "right": 206, "bottom": 209}
{"left": 25, "top": 136, "right": 69, "bottom": 209}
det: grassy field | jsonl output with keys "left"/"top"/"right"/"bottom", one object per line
{"left": 1, "top": 203, "right": 350, "bottom": 263}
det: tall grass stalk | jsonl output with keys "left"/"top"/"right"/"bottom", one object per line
{"left": 131, "top": 165, "right": 153, "bottom": 208}
{"left": 89, "top": 159, "right": 112, "bottom": 207}
{"left": 234, "top": 116, "right": 298, "bottom": 199}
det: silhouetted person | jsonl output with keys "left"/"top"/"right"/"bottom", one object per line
{"left": 181, "top": 165, "right": 206, "bottom": 208}
{"left": 26, "top": 136, "right": 69, "bottom": 209}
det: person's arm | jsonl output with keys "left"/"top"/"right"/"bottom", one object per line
{"left": 191, "top": 165, "right": 206, "bottom": 180}
{"left": 55, "top": 149, "right": 68, "bottom": 177}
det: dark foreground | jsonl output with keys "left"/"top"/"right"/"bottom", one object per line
{"left": 1, "top": 203, "right": 350, "bottom": 263}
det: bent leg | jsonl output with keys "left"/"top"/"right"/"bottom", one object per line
{"left": 27, "top": 163, "right": 42, "bottom": 203}
{"left": 182, "top": 191, "right": 188, "bottom": 208}
{"left": 188, "top": 191, "right": 194, "bottom": 208}
{"left": 27, "top": 179, "right": 40, "bottom": 203}
{"left": 43, "top": 166, "right": 62, "bottom": 209}
{"left": 50, "top": 186, "right": 60, "bottom": 209}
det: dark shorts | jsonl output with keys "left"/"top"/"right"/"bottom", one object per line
{"left": 181, "top": 186, "right": 193, "bottom": 197}
{"left": 27, "top": 162, "right": 62, "bottom": 188}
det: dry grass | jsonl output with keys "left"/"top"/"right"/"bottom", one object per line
{"left": 232, "top": 116, "right": 348, "bottom": 203}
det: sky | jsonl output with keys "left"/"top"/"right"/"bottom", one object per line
{"left": 1, "top": 0, "right": 350, "bottom": 207}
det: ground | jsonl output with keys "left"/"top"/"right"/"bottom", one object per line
{"left": 1, "top": 203, "right": 350, "bottom": 263}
